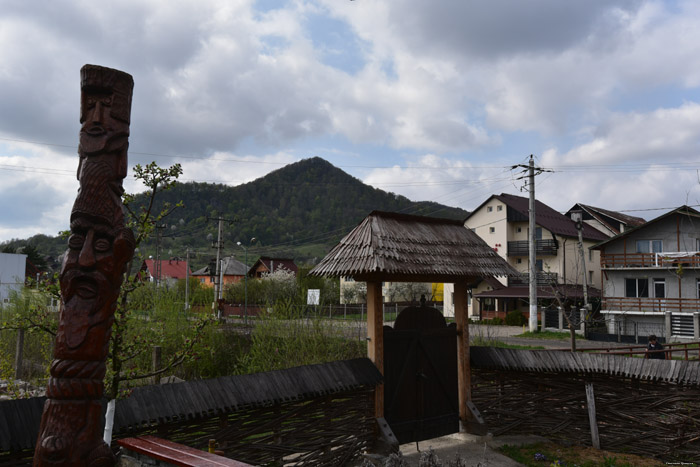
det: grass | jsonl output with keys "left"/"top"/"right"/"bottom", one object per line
{"left": 471, "top": 334, "right": 545, "bottom": 350}
{"left": 515, "top": 330, "right": 580, "bottom": 340}
{"left": 499, "top": 441, "right": 665, "bottom": 467}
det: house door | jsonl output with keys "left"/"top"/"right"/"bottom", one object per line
{"left": 383, "top": 305, "right": 458, "bottom": 444}
{"left": 654, "top": 279, "right": 666, "bottom": 311}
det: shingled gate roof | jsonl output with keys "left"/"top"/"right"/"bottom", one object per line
{"left": 310, "top": 210, "right": 517, "bottom": 282}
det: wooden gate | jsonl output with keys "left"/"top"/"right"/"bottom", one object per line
{"left": 383, "top": 305, "right": 458, "bottom": 444}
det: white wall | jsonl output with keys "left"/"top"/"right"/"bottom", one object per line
{"left": 0, "top": 253, "right": 26, "bottom": 304}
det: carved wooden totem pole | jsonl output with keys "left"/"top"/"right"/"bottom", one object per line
{"left": 34, "top": 65, "right": 135, "bottom": 466}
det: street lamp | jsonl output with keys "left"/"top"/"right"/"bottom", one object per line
{"left": 237, "top": 237, "right": 256, "bottom": 325}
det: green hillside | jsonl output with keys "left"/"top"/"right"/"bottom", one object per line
{"left": 3, "top": 157, "right": 468, "bottom": 270}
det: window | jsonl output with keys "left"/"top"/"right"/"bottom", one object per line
{"left": 636, "top": 240, "right": 662, "bottom": 253}
{"left": 517, "top": 258, "right": 522, "bottom": 264}
{"left": 200, "top": 278, "right": 205, "bottom": 283}
{"left": 589, "top": 271, "right": 594, "bottom": 284}
{"left": 210, "top": 276, "right": 215, "bottom": 283}
{"left": 589, "top": 249, "right": 593, "bottom": 261}
{"left": 482, "top": 298, "right": 495, "bottom": 311}
{"left": 535, "top": 227, "right": 543, "bottom": 240}
{"left": 487, "top": 206, "right": 493, "bottom": 212}
{"left": 625, "top": 278, "right": 649, "bottom": 298}
{"left": 653, "top": 278, "right": 665, "bottom": 298}
{"left": 517, "top": 227, "right": 522, "bottom": 233}
{"left": 697, "top": 279, "right": 700, "bottom": 299}
{"left": 489, "top": 227, "right": 495, "bottom": 233}
{"left": 497, "top": 205, "right": 503, "bottom": 211}
{"left": 535, "top": 259, "right": 543, "bottom": 272}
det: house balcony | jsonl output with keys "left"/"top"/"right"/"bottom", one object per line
{"left": 602, "top": 297, "right": 700, "bottom": 313}
{"left": 600, "top": 252, "right": 700, "bottom": 269}
{"left": 509, "top": 272, "right": 558, "bottom": 287}
{"left": 507, "top": 239, "right": 558, "bottom": 257}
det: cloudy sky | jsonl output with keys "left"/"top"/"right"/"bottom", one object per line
{"left": 2, "top": 0, "right": 700, "bottom": 243}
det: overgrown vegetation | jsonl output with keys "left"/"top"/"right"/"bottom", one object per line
{"left": 498, "top": 441, "right": 664, "bottom": 467}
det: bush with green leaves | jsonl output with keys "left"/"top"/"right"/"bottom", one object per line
{"left": 505, "top": 310, "right": 527, "bottom": 326}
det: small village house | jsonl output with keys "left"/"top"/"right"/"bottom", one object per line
{"left": 248, "top": 256, "right": 298, "bottom": 278}
{"left": 140, "top": 258, "right": 190, "bottom": 289}
{"left": 191, "top": 256, "right": 248, "bottom": 288}
{"left": 565, "top": 203, "right": 646, "bottom": 237}
{"left": 592, "top": 205, "right": 700, "bottom": 339}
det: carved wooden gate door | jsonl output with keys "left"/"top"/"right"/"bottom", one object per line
{"left": 383, "top": 305, "right": 458, "bottom": 444}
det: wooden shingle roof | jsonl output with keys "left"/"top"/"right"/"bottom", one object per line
{"left": 310, "top": 210, "right": 517, "bottom": 282}
{"left": 471, "top": 347, "right": 700, "bottom": 385}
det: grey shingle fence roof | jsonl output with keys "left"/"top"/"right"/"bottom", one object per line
{"left": 0, "top": 358, "right": 382, "bottom": 452}
{"left": 471, "top": 347, "right": 700, "bottom": 385}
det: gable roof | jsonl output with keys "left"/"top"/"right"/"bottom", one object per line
{"left": 192, "top": 257, "right": 248, "bottom": 276}
{"left": 592, "top": 205, "right": 700, "bottom": 249}
{"left": 567, "top": 203, "right": 646, "bottom": 235}
{"left": 310, "top": 210, "right": 518, "bottom": 282}
{"left": 467, "top": 194, "right": 608, "bottom": 242}
{"left": 142, "top": 259, "right": 190, "bottom": 280}
{"left": 250, "top": 257, "right": 298, "bottom": 275}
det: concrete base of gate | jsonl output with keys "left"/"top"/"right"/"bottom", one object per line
{"left": 397, "top": 432, "right": 549, "bottom": 466}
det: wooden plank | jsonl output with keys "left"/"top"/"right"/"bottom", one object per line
{"left": 367, "top": 280, "right": 384, "bottom": 418}
{"left": 455, "top": 280, "right": 471, "bottom": 427}
{"left": 117, "top": 435, "right": 252, "bottom": 467}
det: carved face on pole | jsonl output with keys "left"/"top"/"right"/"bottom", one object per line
{"left": 35, "top": 65, "right": 135, "bottom": 467}
{"left": 79, "top": 66, "right": 131, "bottom": 156}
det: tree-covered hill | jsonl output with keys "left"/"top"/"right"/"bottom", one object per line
{"left": 3, "top": 157, "right": 469, "bottom": 269}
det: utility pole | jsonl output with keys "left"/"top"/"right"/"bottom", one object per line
{"left": 527, "top": 156, "right": 537, "bottom": 332}
{"left": 208, "top": 216, "right": 240, "bottom": 313}
{"left": 511, "top": 155, "right": 552, "bottom": 332}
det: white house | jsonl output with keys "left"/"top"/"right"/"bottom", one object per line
{"left": 0, "top": 252, "right": 27, "bottom": 305}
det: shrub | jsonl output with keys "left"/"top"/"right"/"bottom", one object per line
{"left": 505, "top": 310, "right": 527, "bottom": 326}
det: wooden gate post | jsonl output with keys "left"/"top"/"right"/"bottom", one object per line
{"left": 367, "top": 281, "right": 384, "bottom": 418}
{"left": 454, "top": 281, "right": 471, "bottom": 427}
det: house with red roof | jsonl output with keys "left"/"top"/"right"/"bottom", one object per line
{"left": 140, "top": 258, "right": 190, "bottom": 288}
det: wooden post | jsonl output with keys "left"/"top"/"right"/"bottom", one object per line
{"left": 14, "top": 328, "right": 24, "bottom": 380}
{"left": 367, "top": 281, "right": 384, "bottom": 418}
{"left": 152, "top": 345, "right": 162, "bottom": 385}
{"left": 585, "top": 382, "right": 600, "bottom": 449}
{"left": 454, "top": 281, "right": 472, "bottom": 427}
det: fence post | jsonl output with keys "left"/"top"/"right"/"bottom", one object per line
{"left": 540, "top": 307, "right": 545, "bottom": 332}
{"left": 665, "top": 311, "right": 672, "bottom": 341}
{"left": 634, "top": 322, "right": 639, "bottom": 344}
{"left": 694, "top": 312, "right": 700, "bottom": 339}
{"left": 558, "top": 307, "right": 563, "bottom": 331}
{"left": 14, "top": 328, "right": 24, "bottom": 380}
{"left": 585, "top": 382, "right": 600, "bottom": 450}
{"left": 152, "top": 345, "right": 162, "bottom": 385}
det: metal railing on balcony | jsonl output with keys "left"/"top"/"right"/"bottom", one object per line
{"left": 601, "top": 252, "right": 700, "bottom": 268}
{"left": 509, "top": 272, "right": 558, "bottom": 287}
{"left": 507, "top": 239, "right": 558, "bottom": 256}
{"left": 602, "top": 297, "right": 700, "bottom": 313}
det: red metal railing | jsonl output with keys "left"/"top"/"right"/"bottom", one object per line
{"left": 601, "top": 252, "right": 700, "bottom": 268}
{"left": 602, "top": 297, "right": 700, "bottom": 313}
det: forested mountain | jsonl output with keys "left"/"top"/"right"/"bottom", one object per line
{"left": 3, "top": 157, "right": 469, "bottom": 269}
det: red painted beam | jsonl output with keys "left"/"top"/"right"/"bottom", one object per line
{"left": 117, "top": 435, "right": 252, "bottom": 467}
